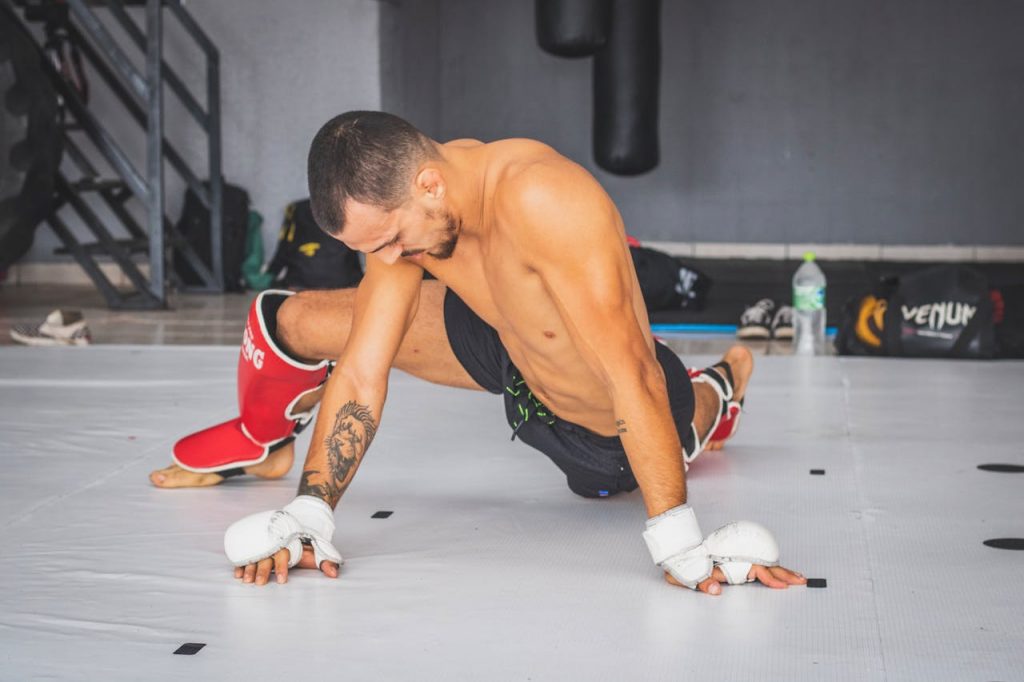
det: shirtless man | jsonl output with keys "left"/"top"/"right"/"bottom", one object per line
{"left": 155, "top": 111, "right": 804, "bottom": 596}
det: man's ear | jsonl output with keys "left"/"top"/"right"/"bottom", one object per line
{"left": 415, "top": 168, "right": 446, "bottom": 201}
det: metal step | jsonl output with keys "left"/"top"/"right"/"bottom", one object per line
{"left": 53, "top": 237, "right": 149, "bottom": 257}
{"left": 69, "top": 177, "right": 128, "bottom": 193}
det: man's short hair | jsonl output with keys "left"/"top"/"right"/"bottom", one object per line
{"left": 307, "top": 111, "right": 436, "bottom": 235}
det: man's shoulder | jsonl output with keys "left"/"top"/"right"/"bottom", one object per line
{"left": 490, "top": 153, "right": 618, "bottom": 260}
{"left": 495, "top": 147, "right": 604, "bottom": 216}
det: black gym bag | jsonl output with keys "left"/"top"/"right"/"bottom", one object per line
{"left": 836, "top": 265, "right": 995, "bottom": 359}
{"left": 173, "top": 180, "right": 251, "bottom": 292}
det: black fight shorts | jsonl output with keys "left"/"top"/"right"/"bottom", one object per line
{"left": 443, "top": 288, "right": 696, "bottom": 498}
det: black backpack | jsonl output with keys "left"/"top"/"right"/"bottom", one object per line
{"left": 266, "top": 199, "right": 363, "bottom": 289}
{"left": 173, "top": 181, "right": 250, "bottom": 292}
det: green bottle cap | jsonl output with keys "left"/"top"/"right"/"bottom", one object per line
{"left": 803, "top": 251, "right": 816, "bottom": 262}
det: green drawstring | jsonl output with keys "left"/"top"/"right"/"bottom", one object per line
{"left": 508, "top": 370, "right": 556, "bottom": 440}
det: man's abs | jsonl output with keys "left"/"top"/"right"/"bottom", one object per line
{"left": 431, "top": 253, "right": 622, "bottom": 436}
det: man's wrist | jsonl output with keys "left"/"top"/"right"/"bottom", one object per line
{"left": 641, "top": 503, "right": 712, "bottom": 589}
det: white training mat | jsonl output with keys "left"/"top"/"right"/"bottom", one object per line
{"left": 0, "top": 346, "right": 1021, "bottom": 681}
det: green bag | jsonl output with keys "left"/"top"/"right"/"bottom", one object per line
{"left": 240, "top": 210, "right": 274, "bottom": 290}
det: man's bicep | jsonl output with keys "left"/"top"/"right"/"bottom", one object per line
{"left": 337, "top": 258, "right": 422, "bottom": 383}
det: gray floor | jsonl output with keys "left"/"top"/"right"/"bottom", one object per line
{"left": 0, "top": 285, "right": 253, "bottom": 347}
{"left": 0, "top": 342, "right": 1021, "bottom": 681}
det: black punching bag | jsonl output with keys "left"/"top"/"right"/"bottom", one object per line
{"left": 593, "top": 0, "right": 660, "bottom": 175}
{"left": 535, "top": 0, "right": 611, "bottom": 58}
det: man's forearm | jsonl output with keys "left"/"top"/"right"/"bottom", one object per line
{"left": 296, "top": 368, "right": 387, "bottom": 509}
{"left": 612, "top": 367, "right": 687, "bottom": 517}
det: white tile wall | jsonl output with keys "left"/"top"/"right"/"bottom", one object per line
{"left": 629, "top": 241, "right": 1024, "bottom": 262}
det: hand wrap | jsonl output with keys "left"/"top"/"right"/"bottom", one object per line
{"left": 224, "top": 495, "right": 344, "bottom": 569}
{"left": 642, "top": 504, "right": 713, "bottom": 589}
{"left": 704, "top": 520, "right": 780, "bottom": 584}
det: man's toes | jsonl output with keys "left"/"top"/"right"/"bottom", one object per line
{"left": 149, "top": 465, "right": 176, "bottom": 486}
{"left": 149, "top": 464, "right": 224, "bottom": 488}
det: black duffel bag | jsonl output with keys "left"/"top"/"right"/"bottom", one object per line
{"left": 836, "top": 265, "right": 994, "bottom": 359}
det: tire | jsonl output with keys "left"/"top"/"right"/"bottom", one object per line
{"left": 0, "top": 2, "right": 62, "bottom": 273}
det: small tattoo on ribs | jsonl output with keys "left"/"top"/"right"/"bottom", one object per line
{"left": 616, "top": 419, "right": 628, "bottom": 434}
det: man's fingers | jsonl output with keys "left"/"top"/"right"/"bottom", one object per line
{"left": 234, "top": 566, "right": 243, "bottom": 579}
{"left": 273, "top": 549, "right": 289, "bottom": 584}
{"left": 751, "top": 565, "right": 788, "bottom": 589}
{"left": 243, "top": 562, "right": 256, "bottom": 584}
{"left": 697, "top": 577, "right": 722, "bottom": 595}
{"left": 770, "top": 565, "right": 806, "bottom": 585}
{"left": 292, "top": 544, "right": 340, "bottom": 578}
{"left": 254, "top": 557, "right": 273, "bottom": 586}
{"left": 665, "top": 570, "right": 721, "bottom": 594}
{"left": 296, "top": 544, "right": 318, "bottom": 569}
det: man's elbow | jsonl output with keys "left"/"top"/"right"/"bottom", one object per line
{"left": 606, "top": 353, "right": 666, "bottom": 398}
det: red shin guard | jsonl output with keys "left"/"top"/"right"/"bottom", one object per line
{"left": 173, "top": 290, "right": 329, "bottom": 473}
{"left": 687, "top": 362, "right": 744, "bottom": 459}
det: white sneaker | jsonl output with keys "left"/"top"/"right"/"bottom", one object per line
{"left": 737, "top": 299, "right": 775, "bottom": 340}
{"left": 10, "top": 309, "right": 92, "bottom": 346}
{"left": 771, "top": 305, "right": 794, "bottom": 340}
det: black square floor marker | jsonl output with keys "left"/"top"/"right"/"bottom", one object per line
{"left": 372, "top": 511, "right": 393, "bottom": 519}
{"left": 806, "top": 578, "right": 827, "bottom": 588}
{"left": 174, "top": 643, "right": 205, "bottom": 655}
{"left": 810, "top": 469, "right": 826, "bottom": 475}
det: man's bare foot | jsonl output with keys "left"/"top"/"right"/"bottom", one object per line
{"left": 149, "top": 440, "right": 296, "bottom": 488}
{"left": 703, "top": 344, "right": 754, "bottom": 452}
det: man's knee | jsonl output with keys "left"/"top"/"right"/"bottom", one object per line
{"left": 275, "top": 289, "right": 356, "bottom": 362}
{"left": 566, "top": 474, "right": 636, "bottom": 499}
{"left": 274, "top": 292, "right": 319, "bottom": 361}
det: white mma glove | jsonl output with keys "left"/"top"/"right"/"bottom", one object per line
{"left": 704, "top": 520, "right": 780, "bottom": 585}
{"left": 642, "top": 504, "right": 713, "bottom": 589}
{"left": 223, "top": 495, "right": 344, "bottom": 570}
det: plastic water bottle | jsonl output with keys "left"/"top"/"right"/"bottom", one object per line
{"left": 792, "top": 252, "right": 826, "bottom": 355}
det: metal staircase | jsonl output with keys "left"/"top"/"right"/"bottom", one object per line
{"left": 14, "top": 0, "right": 224, "bottom": 308}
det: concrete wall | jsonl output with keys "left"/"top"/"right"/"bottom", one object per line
{"left": 21, "top": 0, "right": 1024, "bottom": 270}
{"left": 392, "top": 0, "right": 1024, "bottom": 246}
{"left": 380, "top": 0, "right": 440, "bottom": 139}
{"left": 25, "top": 0, "right": 381, "bottom": 262}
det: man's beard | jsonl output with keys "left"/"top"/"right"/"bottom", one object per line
{"left": 400, "top": 213, "right": 461, "bottom": 260}
{"left": 427, "top": 213, "right": 461, "bottom": 260}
